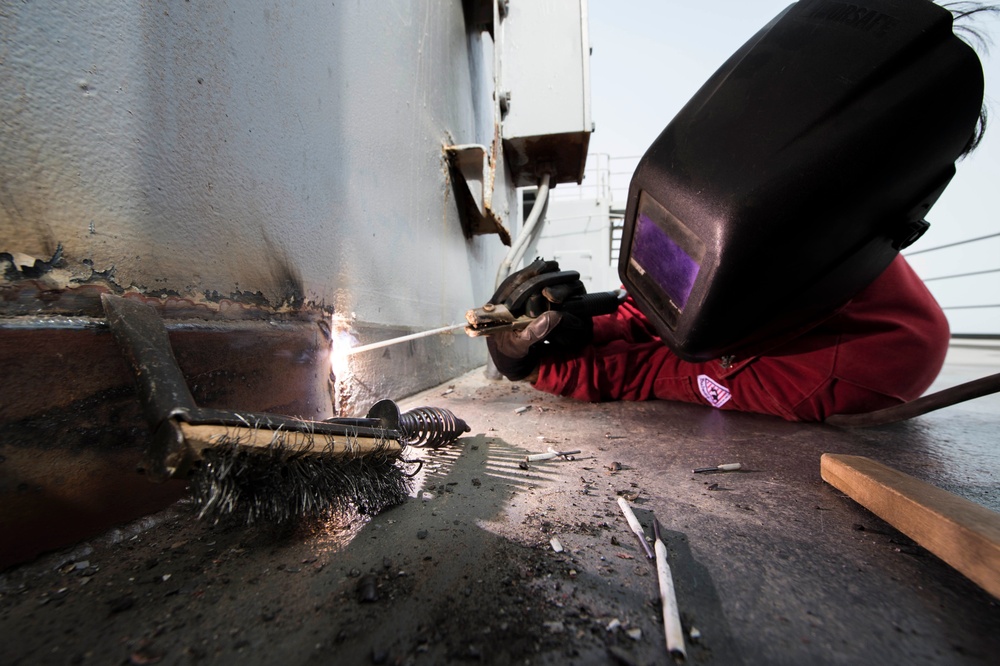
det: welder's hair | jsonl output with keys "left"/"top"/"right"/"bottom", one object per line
{"left": 963, "top": 105, "right": 989, "bottom": 156}
{"left": 942, "top": 2, "right": 1000, "bottom": 155}
{"left": 946, "top": 1, "right": 1000, "bottom": 50}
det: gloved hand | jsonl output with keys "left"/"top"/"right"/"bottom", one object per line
{"left": 486, "top": 260, "right": 594, "bottom": 380}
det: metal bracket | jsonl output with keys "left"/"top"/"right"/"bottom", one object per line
{"left": 445, "top": 144, "right": 511, "bottom": 244}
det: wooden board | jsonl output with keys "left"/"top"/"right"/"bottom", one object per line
{"left": 821, "top": 453, "right": 1000, "bottom": 599}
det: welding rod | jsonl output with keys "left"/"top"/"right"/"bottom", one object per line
{"left": 617, "top": 497, "right": 655, "bottom": 559}
{"left": 525, "top": 448, "right": 582, "bottom": 462}
{"left": 343, "top": 323, "right": 466, "bottom": 356}
{"left": 654, "top": 519, "right": 687, "bottom": 661}
{"left": 692, "top": 462, "right": 742, "bottom": 473}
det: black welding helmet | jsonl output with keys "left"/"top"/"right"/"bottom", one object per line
{"left": 618, "top": 0, "right": 984, "bottom": 362}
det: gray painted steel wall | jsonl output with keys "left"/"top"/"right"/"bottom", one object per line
{"left": 1, "top": 1, "right": 525, "bottom": 406}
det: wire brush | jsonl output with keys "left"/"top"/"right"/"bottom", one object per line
{"left": 101, "top": 293, "right": 470, "bottom": 524}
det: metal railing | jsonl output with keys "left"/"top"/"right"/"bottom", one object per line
{"left": 904, "top": 233, "right": 1000, "bottom": 303}
{"left": 550, "top": 154, "right": 640, "bottom": 206}
{"left": 550, "top": 154, "right": 638, "bottom": 268}
{"left": 905, "top": 232, "right": 1000, "bottom": 257}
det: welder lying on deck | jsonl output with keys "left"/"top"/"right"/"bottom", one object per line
{"left": 487, "top": 1, "right": 997, "bottom": 422}
{"left": 487, "top": 256, "right": 949, "bottom": 423}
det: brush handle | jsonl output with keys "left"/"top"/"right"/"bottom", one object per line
{"left": 178, "top": 422, "right": 403, "bottom": 458}
{"left": 101, "top": 294, "right": 199, "bottom": 426}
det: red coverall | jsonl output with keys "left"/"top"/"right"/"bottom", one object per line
{"left": 532, "top": 256, "right": 949, "bottom": 422}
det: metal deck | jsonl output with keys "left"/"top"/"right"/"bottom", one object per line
{"left": 1, "top": 343, "right": 998, "bottom": 665}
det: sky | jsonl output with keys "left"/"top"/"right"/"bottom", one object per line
{"left": 579, "top": 0, "right": 1000, "bottom": 334}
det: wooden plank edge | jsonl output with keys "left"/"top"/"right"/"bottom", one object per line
{"left": 821, "top": 453, "right": 1000, "bottom": 600}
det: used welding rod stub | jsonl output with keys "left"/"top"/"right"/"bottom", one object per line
{"left": 654, "top": 519, "right": 687, "bottom": 661}
{"left": 551, "top": 447, "right": 581, "bottom": 459}
{"left": 526, "top": 451, "right": 559, "bottom": 463}
{"left": 525, "top": 448, "right": 582, "bottom": 463}
{"left": 617, "top": 496, "right": 655, "bottom": 559}
{"left": 692, "top": 462, "right": 742, "bottom": 473}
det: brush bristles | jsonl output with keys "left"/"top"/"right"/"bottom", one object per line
{"left": 188, "top": 431, "right": 411, "bottom": 523}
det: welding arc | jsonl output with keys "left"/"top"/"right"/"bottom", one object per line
{"left": 343, "top": 323, "right": 467, "bottom": 356}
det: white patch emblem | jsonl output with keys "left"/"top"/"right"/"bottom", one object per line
{"left": 697, "top": 375, "right": 732, "bottom": 408}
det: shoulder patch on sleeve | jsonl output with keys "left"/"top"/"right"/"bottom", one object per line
{"left": 697, "top": 374, "right": 732, "bottom": 408}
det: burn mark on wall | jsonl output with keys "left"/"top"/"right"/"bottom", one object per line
{"left": 81, "top": 260, "right": 118, "bottom": 283}
{"left": 262, "top": 231, "right": 306, "bottom": 310}
{"left": 1, "top": 244, "right": 65, "bottom": 281}
{"left": 268, "top": 256, "right": 306, "bottom": 310}
{"left": 203, "top": 289, "right": 271, "bottom": 308}
{"left": 1, "top": 238, "right": 323, "bottom": 319}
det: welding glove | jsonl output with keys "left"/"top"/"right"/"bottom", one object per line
{"left": 487, "top": 261, "right": 594, "bottom": 381}
{"left": 487, "top": 310, "right": 594, "bottom": 381}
